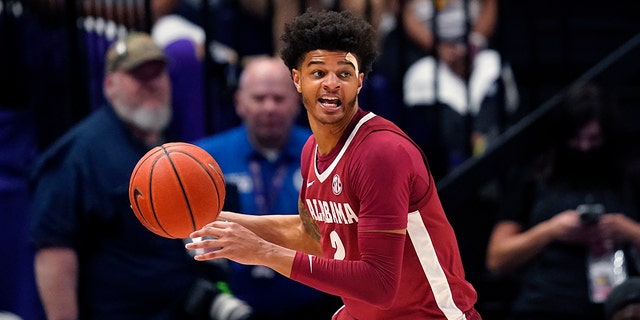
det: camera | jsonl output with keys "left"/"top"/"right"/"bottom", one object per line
{"left": 185, "top": 278, "right": 253, "bottom": 320}
{"left": 576, "top": 203, "right": 605, "bottom": 224}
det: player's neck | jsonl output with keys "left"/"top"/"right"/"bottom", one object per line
{"left": 314, "top": 134, "right": 339, "bottom": 156}
{"left": 310, "top": 110, "right": 357, "bottom": 156}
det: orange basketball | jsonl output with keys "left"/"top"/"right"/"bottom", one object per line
{"left": 129, "top": 142, "right": 225, "bottom": 239}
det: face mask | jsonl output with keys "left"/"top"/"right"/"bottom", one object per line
{"left": 555, "top": 145, "right": 611, "bottom": 185}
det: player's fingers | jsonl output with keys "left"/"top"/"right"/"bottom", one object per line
{"left": 193, "top": 246, "right": 225, "bottom": 261}
{"left": 185, "top": 237, "right": 225, "bottom": 258}
{"left": 189, "top": 220, "right": 231, "bottom": 238}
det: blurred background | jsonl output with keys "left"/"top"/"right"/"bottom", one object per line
{"left": 1, "top": 0, "right": 639, "bottom": 319}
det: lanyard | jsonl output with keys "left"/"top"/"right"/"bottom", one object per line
{"left": 248, "top": 156, "right": 289, "bottom": 214}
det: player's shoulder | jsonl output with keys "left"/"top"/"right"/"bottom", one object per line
{"left": 348, "top": 115, "right": 422, "bottom": 167}
{"left": 358, "top": 115, "right": 413, "bottom": 149}
{"left": 357, "top": 132, "right": 417, "bottom": 162}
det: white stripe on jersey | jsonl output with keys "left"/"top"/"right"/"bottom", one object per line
{"left": 314, "top": 112, "right": 377, "bottom": 183}
{"left": 407, "top": 210, "right": 467, "bottom": 320}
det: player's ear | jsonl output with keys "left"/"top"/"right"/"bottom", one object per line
{"left": 292, "top": 69, "right": 302, "bottom": 93}
{"left": 357, "top": 73, "right": 364, "bottom": 94}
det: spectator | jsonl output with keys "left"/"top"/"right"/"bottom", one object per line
{"left": 401, "top": 0, "right": 518, "bottom": 178}
{"left": 151, "top": 13, "right": 212, "bottom": 142}
{"left": 485, "top": 82, "right": 640, "bottom": 320}
{"left": 29, "top": 32, "right": 244, "bottom": 320}
{"left": 186, "top": 10, "right": 481, "bottom": 319}
{"left": 151, "top": 1, "right": 401, "bottom": 136}
{"left": 402, "top": 0, "right": 498, "bottom": 74}
{"left": 151, "top": 6, "right": 254, "bottom": 136}
{"left": 239, "top": 0, "right": 389, "bottom": 56}
{"left": 195, "top": 56, "right": 341, "bottom": 320}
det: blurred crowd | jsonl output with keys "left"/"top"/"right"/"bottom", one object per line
{"left": 3, "top": 0, "right": 520, "bottom": 176}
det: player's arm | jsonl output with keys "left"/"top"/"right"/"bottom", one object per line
{"left": 189, "top": 136, "right": 412, "bottom": 307}
{"left": 34, "top": 247, "right": 79, "bottom": 320}
{"left": 290, "top": 230, "right": 406, "bottom": 308}
{"left": 187, "top": 218, "right": 405, "bottom": 307}
{"left": 191, "top": 212, "right": 405, "bottom": 307}
{"left": 217, "top": 200, "right": 322, "bottom": 256}
{"left": 186, "top": 202, "right": 322, "bottom": 280}
{"left": 297, "top": 198, "right": 321, "bottom": 245}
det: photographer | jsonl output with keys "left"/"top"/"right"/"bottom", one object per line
{"left": 485, "top": 82, "right": 640, "bottom": 320}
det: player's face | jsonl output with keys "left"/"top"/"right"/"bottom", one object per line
{"left": 106, "top": 60, "right": 172, "bottom": 133}
{"left": 292, "top": 50, "right": 363, "bottom": 127}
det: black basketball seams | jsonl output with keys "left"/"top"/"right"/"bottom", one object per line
{"left": 157, "top": 145, "right": 198, "bottom": 238}
{"left": 206, "top": 163, "right": 226, "bottom": 214}
{"left": 168, "top": 146, "right": 226, "bottom": 221}
{"left": 148, "top": 148, "right": 176, "bottom": 238}
{"left": 129, "top": 146, "right": 163, "bottom": 188}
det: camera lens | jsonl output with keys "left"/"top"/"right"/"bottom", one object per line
{"left": 185, "top": 278, "right": 253, "bottom": 320}
{"left": 210, "top": 293, "right": 253, "bottom": 320}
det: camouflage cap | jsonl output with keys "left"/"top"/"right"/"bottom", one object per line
{"left": 105, "top": 32, "right": 166, "bottom": 73}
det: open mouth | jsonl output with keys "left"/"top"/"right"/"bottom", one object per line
{"left": 318, "top": 97, "right": 342, "bottom": 110}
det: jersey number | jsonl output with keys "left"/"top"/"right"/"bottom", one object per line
{"left": 330, "top": 230, "right": 345, "bottom": 260}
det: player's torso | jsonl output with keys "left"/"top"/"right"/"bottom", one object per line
{"left": 304, "top": 151, "right": 360, "bottom": 260}
{"left": 302, "top": 112, "right": 408, "bottom": 260}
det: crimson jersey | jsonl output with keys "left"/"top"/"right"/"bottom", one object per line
{"left": 293, "top": 110, "right": 478, "bottom": 319}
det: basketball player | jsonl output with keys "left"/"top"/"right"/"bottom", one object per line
{"left": 186, "top": 10, "right": 481, "bottom": 319}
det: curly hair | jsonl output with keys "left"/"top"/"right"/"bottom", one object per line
{"left": 279, "top": 9, "right": 378, "bottom": 77}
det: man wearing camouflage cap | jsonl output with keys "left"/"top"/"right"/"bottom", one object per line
{"left": 29, "top": 32, "right": 237, "bottom": 319}
{"left": 103, "top": 32, "right": 172, "bottom": 145}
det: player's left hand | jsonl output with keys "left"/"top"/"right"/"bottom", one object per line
{"left": 186, "top": 220, "right": 270, "bottom": 265}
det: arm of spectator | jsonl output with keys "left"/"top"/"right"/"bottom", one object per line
{"left": 341, "top": 0, "right": 386, "bottom": 37}
{"left": 151, "top": 0, "right": 180, "bottom": 22}
{"left": 470, "top": 0, "right": 498, "bottom": 48}
{"left": 486, "top": 210, "right": 582, "bottom": 275}
{"left": 402, "top": 0, "right": 435, "bottom": 54}
{"left": 598, "top": 214, "right": 640, "bottom": 251}
{"left": 272, "top": 0, "right": 302, "bottom": 55}
{"left": 34, "top": 247, "right": 79, "bottom": 320}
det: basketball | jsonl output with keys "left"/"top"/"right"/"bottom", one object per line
{"left": 129, "top": 142, "right": 225, "bottom": 239}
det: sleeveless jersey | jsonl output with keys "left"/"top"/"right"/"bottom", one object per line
{"left": 299, "top": 110, "right": 478, "bottom": 319}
